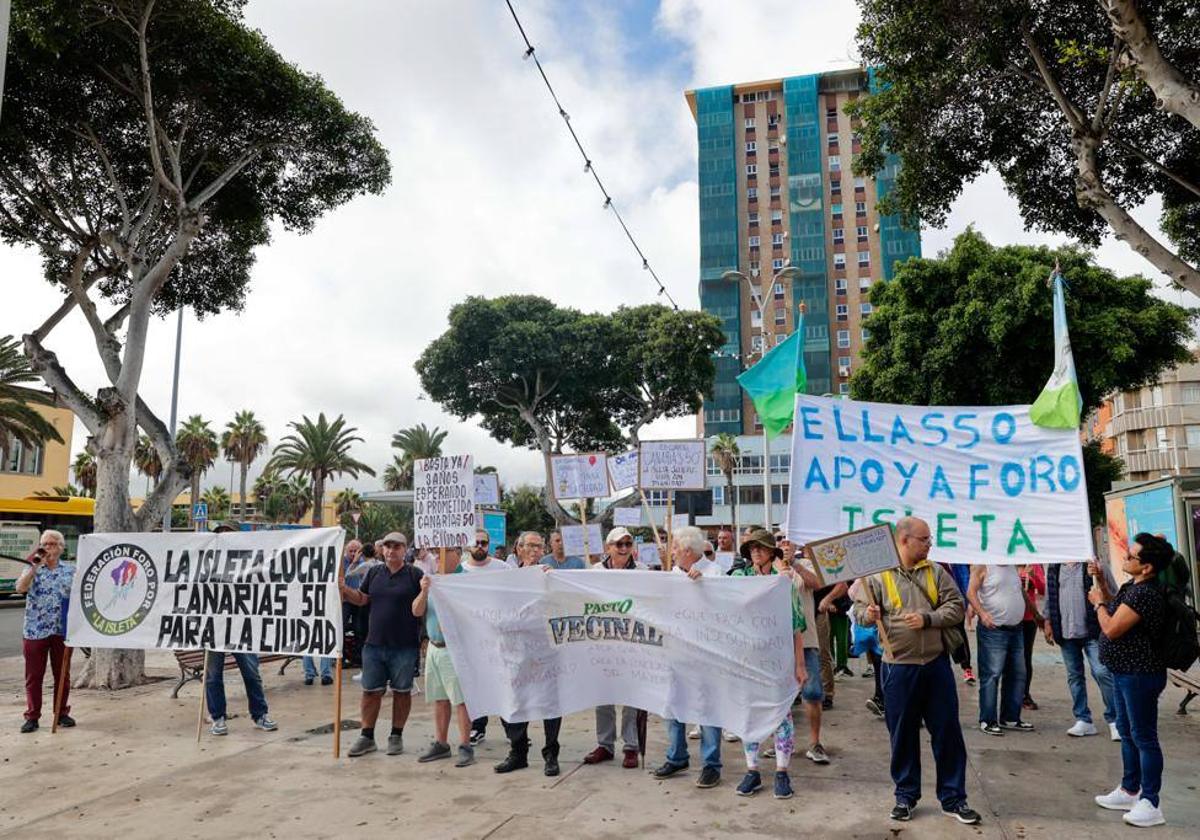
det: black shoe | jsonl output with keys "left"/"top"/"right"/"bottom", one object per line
{"left": 821, "top": 697, "right": 833, "bottom": 711}
{"left": 542, "top": 747, "right": 560, "bottom": 777}
{"left": 20, "top": 719, "right": 38, "bottom": 734}
{"left": 321, "top": 676, "right": 333, "bottom": 686}
{"left": 494, "top": 752, "right": 529, "bottom": 773}
{"left": 943, "top": 803, "right": 982, "bottom": 825}
{"left": 304, "top": 676, "right": 314, "bottom": 685}
{"left": 652, "top": 761, "right": 689, "bottom": 779}
{"left": 979, "top": 721, "right": 1003, "bottom": 736}
{"left": 56, "top": 714, "right": 76, "bottom": 728}
{"left": 891, "top": 802, "right": 914, "bottom": 821}
{"left": 695, "top": 766, "right": 721, "bottom": 788}
{"left": 1000, "top": 720, "right": 1034, "bottom": 732}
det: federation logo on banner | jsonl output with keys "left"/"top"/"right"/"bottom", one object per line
{"left": 79, "top": 543, "right": 159, "bottom": 636}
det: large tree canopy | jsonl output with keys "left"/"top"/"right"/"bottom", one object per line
{"left": 0, "top": 0, "right": 389, "bottom": 688}
{"left": 416, "top": 296, "right": 723, "bottom": 521}
{"left": 853, "top": 0, "right": 1200, "bottom": 294}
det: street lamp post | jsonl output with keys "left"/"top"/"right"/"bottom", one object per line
{"left": 162, "top": 306, "right": 184, "bottom": 532}
{"left": 722, "top": 265, "right": 801, "bottom": 531}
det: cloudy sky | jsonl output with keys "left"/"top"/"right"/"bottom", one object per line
{"left": 1, "top": 0, "right": 1192, "bottom": 496}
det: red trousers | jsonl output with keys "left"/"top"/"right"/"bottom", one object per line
{"left": 24, "top": 635, "right": 70, "bottom": 722}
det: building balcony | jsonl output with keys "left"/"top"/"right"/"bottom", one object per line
{"left": 1121, "top": 445, "right": 1200, "bottom": 476}
{"left": 1111, "top": 404, "right": 1200, "bottom": 435}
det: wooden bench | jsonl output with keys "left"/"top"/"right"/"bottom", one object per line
{"left": 171, "top": 650, "right": 296, "bottom": 699}
{"left": 1169, "top": 668, "right": 1199, "bottom": 715}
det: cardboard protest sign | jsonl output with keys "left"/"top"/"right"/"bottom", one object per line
{"left": 551, "top": 453, "right": 609, "bottom": 499}
{"left": 670, "top": 513, "right": 690, "bottom": 531}
{"left": 561, "top": 523, "right": 603, "bottom": 557}
{"left": 804, "top": 524, "right": 900, "bottom": 586}
{"left": 786, "top": 395, "right": 1091, "bottom": 565}
{"left": 639, "top": 440, "right": 707, "bottom": 490}
{"left": 636, "top": 543, "right": 661, "bottom": 568}
{"left": 607, "top": 449, "right": 640, "bottom": 492}
{"left": 414, "top": 455, "right": 476, "bottom": 548}
{"left": 432, "top": 569, "right": 797, "bottom": 742}
{"left": 613, "top": 506, "right": 642, "bottom": 527}
{"left": 66, "top": 528, "right": 344, "bottom": 656}
{"left": 474, "top": 473, "right": 501, "bottom": 507}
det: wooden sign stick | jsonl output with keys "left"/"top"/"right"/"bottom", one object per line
{"left": 638, "top": 489, "right": 665, "bottom": 553}
{"left": 50, "top": 645, "right": 73, "bottom": 734}
{"left": 334, "top": 548, "right": 347, "bottom": 759}
{"left": 439, "top": 546, "right": 447, "bottom": 576}
{"left": 862, "top": 578, "right": 894, "bottom": 661}
{"left": 196, "top": 649, "right": 210, "bottom": 743}
{"left": 579, "top": 500, "right": 591, "bottom": 563}
{"left": 664, "top": 491, "right": 675, "bottom": 572}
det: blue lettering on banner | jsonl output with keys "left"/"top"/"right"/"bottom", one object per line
{"left": 921, "top": 412, "right": 948, "bottom": 446}
{"left": 1059, "top": 455, "right": 1081, "bottom": 491}
{"left": 1000, "top": 462, "right": 1025, "bottom": 497}
{"left": 890, "top": 415, "right": 915, "bottom": 445}
{"left": 861, "top": 459, "right": 885, "bottom": 493}
{"left": 1031, "top": 455, "right": 1057, "bottom": 492}
{"left": 861, "top": 410, "right": 885, "bottom": 443}
{"left": 833, "top": 406, "right": 857, "bottom": 442}
{"left": 953, "top": 414, "right": 981, "bottom": 450}
{"left": 800, "top": 406, "right": 824, "bottom": 440}
{"left": 992, "top": 412, "right": 1016, "bottom": 444}
{"left": 968, "top": 464, "right": 990, "bottom": 500}
{"left": 834, "top": 456, "right": 857, "bottom": 488}
{"left": 805, "top": 457, "right": 830, "bottom": 491}
{"left": 929, "top": 465, "right": 955, "bottom": 500}
{"left": 894, "top": 461, "right": 918, "bottom": 496}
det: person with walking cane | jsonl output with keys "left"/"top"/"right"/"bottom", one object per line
{"left": 16, "top": 529, "right": 75, "bottom": 733}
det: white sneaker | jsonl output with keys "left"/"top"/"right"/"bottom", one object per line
{"left": 723, "top": 731, "right": 740, "bottom": 742}
{"left": 210, "top": 716, "right": 228, "bottom": 736}
{"left": 687, "top": 726, "right": 701, "bottom": 740}
{"left": 1095, "top": 786, "right": 1139, "bottom": 811}
{"left": 1123, "top": 799, "right": 1166, "bottom": 827}
{"left": 1109, "top": 722, "right": 1121, "bottom": 741}
{"left": 1067, "top": 720, "right": 1098, "bottom": 737}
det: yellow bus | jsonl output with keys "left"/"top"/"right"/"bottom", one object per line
{"left": 0, "top": 496, "right": 94, "bottom": 595}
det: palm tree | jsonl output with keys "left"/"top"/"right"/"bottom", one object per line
{"left": 201, "top": 486, "right": 231, "bottom": 520}
{"left": 381, "top": 455, "right": 411, "bottom": 491}
{"left": 392, "top": 423, "right": 447, "bottom": 462}
{"left": 334, "top": 488, "right": 363, "bottom": 518}
{"left": 176, "top": 415, "right": 219, "bottom": 526}
{"left": 285, "top": 474, "right": 313, "bottom": 523}
{"left": 0, "top": 335, "right": 64, "bottom": 456}
{"left": 72, "top": 451, "right": 97, "bottom": 497}
{"left": 221, "top": 410, "right": 268, "bottom": 519}
{"left": 709, "top": 433, "right": 741, "bottom": 535}
{"left": 134, "top": 434, "right": 163, "bottom": 495}
{"left": 34, "top": 484, "right": 84, "bottom": 497}
{"left": 269, "top": 413, "right": 375, "bottom": 527}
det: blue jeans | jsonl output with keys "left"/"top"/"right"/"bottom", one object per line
{"left": 361, "top": 644, "right": 418, "bottom": 694}
{"left": 881, "top": 654, "right": 967, "bottom": 809}
{"left": 205, "top": 651, "right": 268, "bottom": 722}
{"left": 977, "top": 625, "right": 1025, "bottom": 724}
{"left": 664, "top": 719, "right": 722, "bottom": 771}
{"left": 1059, "top": 638, "right": 1115, "bottom": 725}
{"left": 302, "top": 656, "right": 334, "bottom": 680}
{"left": 1111, "top": 671, "right": 1167, "bottom": 807}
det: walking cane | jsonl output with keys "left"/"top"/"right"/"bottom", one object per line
{"left": 50, "top": 646, "right": 73, "bottom": 734}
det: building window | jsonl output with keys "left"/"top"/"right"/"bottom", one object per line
{"left": 856, "top": 225, "right": 869, "bottom": 240}
{"left": 839, "top": 356, "right": 851, "bottom": 369}
{"left": 831, "top": 179, "right": 841, "bottom": 195}
{"left": 748, "top": 212, "right": 759, "bottom": 226}
{"left": 773, "top": 282, "right": 785, "bottom": 298}
{"left": 2, "top": 439, "right": 45, "bottom": 475}
{"left": 772, "top": 258, "right": 785, "bottom": 270}
{"left": 745, "top": 117, "right": 756, "bottom": 129}
{"left": 835, "top": 278, "right": 847, "bottom": 293}
{"left": 769, "top": 164, "right": 780, "bottom": 177}
{"left": 772, "top": 232, "right": 784, "bottom": 246}
{"left": 774, "top": 332, "right": 786, "bottom": 345}
{"left": 771, "top": 209, "right": 783, "bottom": 223}
{"left": 834, "top": 253, "right": 846, "bottom": 269}
{"left": 746, "top": 164, "right": 757, "bottom": 176}
{"left": 768, "top": 114, "right": 779, "bottom": 128}
{"left": 775, "top": 308, "right": 786, "bottom": 326}
{"left": 858, "top": 251, "right": 870, "bottom": 266}
{"left": 1157, "top": 427, "right": 1170, "bottom": 452}
{"left": 828, "top": 132, "right": 839, "bottom": 146}
{"left": 862, "top": 328, "right": 872, "bottom": 342}
{"left": 751, "top": 335, "right": 763, "bottom": 353}
{"left": 831, "top": 203, "right": 843, "bottom": 218}
{"left": 771, "top": 484, "right": 790, "bottom": 505}
{"left": 855, "top": 201, "right": 867, "bottom": 215}
{"left": 749, "top": 235, "right": 761, "bottom": 247}
{"left": 832, "top": 227, "right": 844, "bottom": 244}
{"left": 837, "top": 329, "right": 851, "bottom": 348}
{"left": 749, "top": 260, "right": 760, "bottom": 271}
{"left": 826, "top": 107, "right": 837, "bottom": 120}
{"left": 854, "top": 176, "right": 866, "bottom": 190}
{"left": 748, "top": 187, "right": 758, "bottom": 201}
{"left": 861, "top": 302, "right": 873, "bottom": 314}
{"left": 1151, "top": 386, "right": 1164, "bottom": 407}
{"left": 1187, "top": 426, "right": 1200, "bottom": 449}
{"left": 836, "top": 304, "right": 849, "bottom": 321}
{"left": 770, "top": 185, "right": 781, "bottom": 199}
{"left": 711, "top": 485, "right": 724, "bottom": 506}
{"left": 770, "top": 454, "right": 791, "bottom": 474}
{"left": 839, "top": 382, "right": 851, "bottom": 395}
{"left": 859, "top": 277, "right": 872, "bottom": 291}
{"left": 1182, "top": 384, "right": 1200, "bottom": 404}
{"left": 829, "top": 155, "right": 841, "bottom": 172}
{"left": 746, "top": 141, "right": 757, "bottom": 154}
{"left": 750, "top": 310, "right": 762, "bottom": 328}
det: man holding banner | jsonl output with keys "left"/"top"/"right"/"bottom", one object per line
{"left": 852, "top": 518, "right": 981, "bottom": 825}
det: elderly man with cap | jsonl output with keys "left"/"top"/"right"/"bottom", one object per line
{"left": 582, "top": 526, "right": 643, "bottom": 768}
{"left": 340, "top": 531, "right": 424, "bottom": 758}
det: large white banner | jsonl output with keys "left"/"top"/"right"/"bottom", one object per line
{"left": 66, "top": 528, "right": 344, "bottom": 655}
{"left": 786, "top": 395, "right": 1091, "bottom": 565}
{"left": 431, "top": 569, "right": 797, "bottom": 743}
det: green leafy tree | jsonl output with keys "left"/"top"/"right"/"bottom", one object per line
{"left": 334, "top": 488, "right": 363, "bottom": 518}
{"left": 221, "top": 409, "right": 267, "bottom": 519}
{"left": 500, "top": 484, "right": 557, "bottom": 544}
{"left": 852, "top": 231, "right": 1193, "bottom": 519}
{"left": 284, "top": 474, "right": 313, "bottom": 523}
{"left": 175, "top": 415, "right": 218, "bottom": 526}
{"left": 0, "top": 335, "right": 64, "bottom": 455}
{"left": 2, "top": 0, "right": 388, "bottom": 689}
{"left": 853, "top": 0, "right": 1200, "bottom": 293}
{"left": 201, "top": 485, "right": 230, "bottom": 520}
{"left": 72, "top": 451, "right": 97, "bottom": 497}
{"left": 381, "top": 456, "right": 410, "bottom": 492}
{"left": 268, "top": 413, "right": 375, "bottom": 527}
{"left": 252, "top": 468, "right": 284, "bottom": 518}
{"left": 392, "top": 423, "right": 448, "bottom": 461}
{"left": 709, "top": 433, "right": 741, "bottom": 532}
{"left": 342, "top": 502, "right": 412, "bottom": 544}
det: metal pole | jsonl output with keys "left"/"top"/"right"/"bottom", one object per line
{"left": 0, "top": 0, "right": 11, "bottom": 124}
{"left": 163, "top": 307, "right": 184, "bottom": 532}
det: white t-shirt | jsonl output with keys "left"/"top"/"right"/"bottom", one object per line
{"left": 462, "top": 557, "right": 509, "bottom": 573}
{"left": 978, "top": 564, "right": 1025, "bottom": 626}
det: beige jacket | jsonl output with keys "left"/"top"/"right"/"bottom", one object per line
{"left": 851, "top": 560, "right": 964, "bottom": 665}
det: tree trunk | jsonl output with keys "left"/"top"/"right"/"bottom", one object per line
{"left": 312, "top": 473, "right": 324, "bottom": 527}
{"left": 189, "top": 471, "right": 201, "bottom": 528}
{"left": 238, "top": 462, "right": 249, "bottom": 520}
{"left": 1100, "top": 0, "right": 1200, "bottom": 131}
{"left": 725, "top": 471, "right": 738, "bottom": 535}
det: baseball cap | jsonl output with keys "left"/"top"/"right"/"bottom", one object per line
{"left": 381, "top": 531, "right": 408, "bottom": 546}
{"left": 606, "top": 526, "right": 633, "bottom": 545}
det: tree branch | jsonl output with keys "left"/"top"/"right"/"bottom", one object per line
{"left": 136, "top": 0, "right": 183, "bottom": 207}
{"left": 188, "top": 147, "right": 260, "bottom": 209}
{"left": 80, "top": 122, "right": 131, "bottom": 228}
{"left": 1099, "top": 0, "right": 1200, "bottom": 130}
{"left": 1020, "top": 25, "right": 1088, "bottom": 134}
{"left": 21, "top": 334, "right": 104, "bottom": 431}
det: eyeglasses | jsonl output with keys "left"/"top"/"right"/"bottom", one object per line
{"left": 615, "top": 541, "right": 633, "bottom": 548}
{"left": 475, "top": 540, "right": 489, "bottom": 547}
{"left": 909, "top": 535, "right": 932, "bottom": 545}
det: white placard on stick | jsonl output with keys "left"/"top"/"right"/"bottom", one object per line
{"left": 551, "top": 453, "right": 609, "bottom": 500}
{"left": 474, "top": 473, "right": 501, "bottom": 507}
{"left": 414, "top": 455, "right": 476, "bottom": 548}
{"left": 637, "top": 543, "right": 661, "bottom": 568}
{"left": 613, "top": 507, "right": 642, "bottom": 527}
{"left": 639, "top": 440, "right": 707, "bottom": 490}
{"left": 670, "top": 513, "right": 690, "bottom": 531}
{"left": 804, "top": 524, "right": 901, "bottom": 587}
{"left": 607, "top": 449, "right": 640, "bottom": 492}
{"left": 561, "top": 523, "right": 603, "bottom": 557}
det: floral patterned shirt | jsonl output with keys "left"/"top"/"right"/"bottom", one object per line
{"left": 23, "top": 562, "right": 76, "bottom": 641}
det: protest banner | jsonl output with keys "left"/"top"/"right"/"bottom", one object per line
{"left": 786, "top": 395, "right": 1091, "bottom": 565}
{"left": 473, "top": 473, "right": 501, "bottom": 507}
{"left": 414, "top": 455, "right": 476, "bottom": 548}
{"left": 804, "top": 524, "right": 900, "bottom": 587}
{"left": 638, "top": 440, "right": 707, "bottom": 491}
{"left": 431, "top": 569, "right": 797, "bottom": 742}
{"left": 65, "top": 528, "right": 344, "bottom": 656}
{"left": 613, "top": 507, "right": 642, "bottom": 527}
{"left": 561, "top": 523, "right": 603, "bottom": 558}
{"left": 608, "top": 449, "right": 640, "bottom": 493}
{"left": 550, "top": 453, "right": 609, "bottom": 500}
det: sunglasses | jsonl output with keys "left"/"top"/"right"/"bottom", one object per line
{"left": 475, "top": 540, "right": 489, "bottom": 547}
{"left": 615, "top": 541, "right": 633, "bottom": 548}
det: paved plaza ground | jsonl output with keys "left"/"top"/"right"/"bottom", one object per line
{"left": 1, "top": 641, "right": 1197, "bottom": 839}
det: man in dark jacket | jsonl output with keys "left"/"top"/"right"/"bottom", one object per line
{"left": 1045, "top": 560, "right": 1119, "bottom": 740}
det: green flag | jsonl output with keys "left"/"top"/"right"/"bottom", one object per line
{"left": 736, "top": 317, "right": 807, "bottom": 439}
{"left": 1030, "top": 270, "right": 1083, "bottom": 429}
